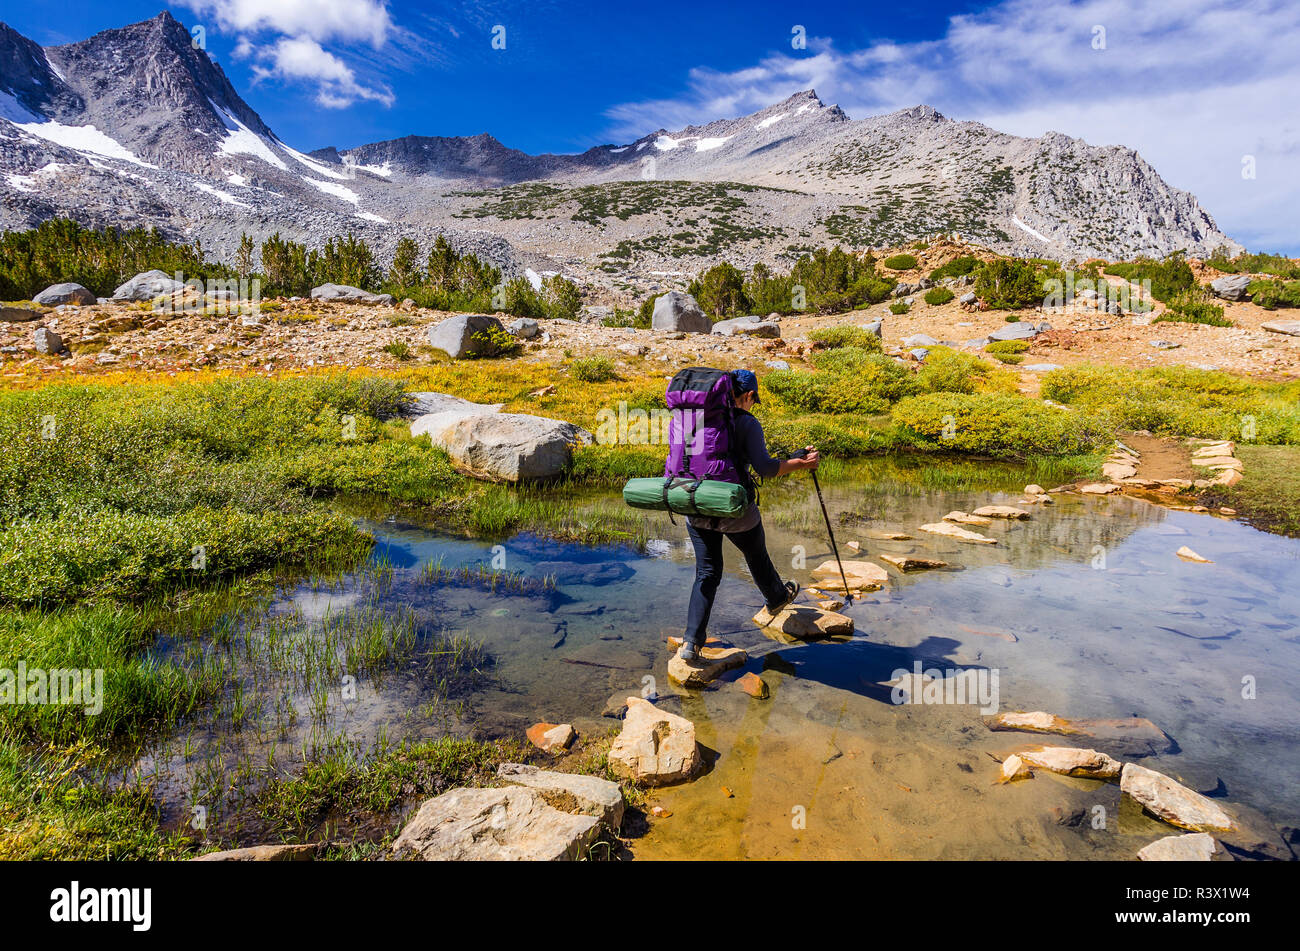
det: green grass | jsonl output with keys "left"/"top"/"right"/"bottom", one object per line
{"left": 1202, "top": 445, "right": 1300, "bottom": 536}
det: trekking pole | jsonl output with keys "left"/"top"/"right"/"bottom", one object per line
{"left": 791, "top": 449, "right": 853, "bottom": 605}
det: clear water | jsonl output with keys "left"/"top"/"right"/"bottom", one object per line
{"left": 139, "top": 459, "right": 1300, "bottom": 857}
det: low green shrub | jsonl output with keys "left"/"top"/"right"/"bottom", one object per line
{"left": 882, "top": 254, "right": 918, "bottom": 271}
{"left": 985, "top": 339, "right": 1030, "bottom": 354}
{"left": 808, "top": 325, "right": 882, "bottom": 352}
{"left": 1155, "top": 288, "right": 1231, "bottom": 326}
{"left": 929, "top": 255, "right": 980, "bottom": 280}
{"left": 923, "top": 287, "right": 955, "bottom": 306}
{"left": 892, "top": 392, "right": 1108, "bottom": 457}
{"left": 889, "top": 301, "right": 911, "bottom": 315}
{"left": 570, "top": 355, "right": 619, "bottom": 383}
{"left": 1248, "top": 278, "right": 1300, "bottom": 310}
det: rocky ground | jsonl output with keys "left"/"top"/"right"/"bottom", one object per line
{"left": 3, "top": 260, "right": 1297, "bottom": 386}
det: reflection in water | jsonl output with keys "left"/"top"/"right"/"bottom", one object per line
{"left": 136, "top": 459, "right": 1300, "bottom": 857}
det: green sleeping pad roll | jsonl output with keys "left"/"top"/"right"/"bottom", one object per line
{"left": 622, "top": 477, "right": 749, "bottom": 519}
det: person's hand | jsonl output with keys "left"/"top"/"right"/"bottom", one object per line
{"left": 801, "top": 446, "right": 819, "bottom": 470}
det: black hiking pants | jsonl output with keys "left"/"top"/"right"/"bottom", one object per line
{"left": 683, "top": 516, "right": 787, "bottom": 648}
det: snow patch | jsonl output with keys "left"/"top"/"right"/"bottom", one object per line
{"left": 2, "top": 91, "right": 155, "bottom": 167}
{"left": 524, "top": 268, "right": 543, "bottom": 291}
{"left": 695, "top": 136, "right": 732, "bottom": 152}
{"left": 226, "top": 173, "right": 247, "bottom": 187}
{"left": 194, "top": 181, "right": 250, "bottom": 208}
{"left": 355, "top": 211, "right": 389, "bottom": 223}
{"left": 609, "top": 146, "right": 628, "bottom": 154}
{"left": 283, "top": 144, "right": 352, "bottom": 180}
{"left": 210, "top": 99, "right": 288, "bottom": 170}
{"left": 654, "top": 135, "right": 682, "bottom": 151}
{"left": 343, "top": 157, "right": 392, "bottom": 178}
{"left": 756, "top": 113, "right": 788, "bottom": 130}
{"left": 1011, "top": 215, "right": 1051, "bottom": 243}
{"left": 302, "top": 177, "right": 360, "bottom": 204}
{"left": 795, "top": 102, "right": 815, "bottom": 115}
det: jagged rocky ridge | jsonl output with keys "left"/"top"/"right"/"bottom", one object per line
{"left": 1, "top": 11, "right": 1241, "bottom": 288}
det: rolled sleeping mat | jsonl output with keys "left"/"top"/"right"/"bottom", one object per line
{"left": 622, "top": 477, "right": 749, "bottom": 519}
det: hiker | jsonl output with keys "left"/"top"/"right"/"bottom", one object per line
{"left": 677, "top": 368, "right": 819, "bottom": 665}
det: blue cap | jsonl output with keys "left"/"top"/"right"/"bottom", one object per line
{"left": 730, "top": 368, "right": 760, "bottom": 403}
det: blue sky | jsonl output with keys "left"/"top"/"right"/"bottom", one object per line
{"left": 6, "top": 0, "right": 1299, "bottom": 252}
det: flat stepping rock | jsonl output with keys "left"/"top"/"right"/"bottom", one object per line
{"left": 1138, "top": 833, "right": 1222, "bottom": 861}
{"left": 810, "top": 558, "right": 888, "bottom": 592}
{"left": 998, "top": 754, "right": 1034, "bottom": 783}
{"left": 920, "top": 522, "right": 997, "bottom": 544}
{"left": 1017, "top": 746, "right": 1123, "bottom": 780}
{"left": 193, "top": 844, "right": 317, "bottom": 861}
{"left": 1102, "top": 463, "right": 1138, "bottom": 480}
{"left": 880, "top": 553, "right": 948, "bottom": 571}
{"left": 944, "top": 510, "right": 992, "bottom": 525}
{"left": 497, "top": 763, "right": 624, "bottom": 830}
{"left": 971, "top": 505, "right": 1031, "bottom": 520}
{"left": 867, "top": 531, "right": 913, "bottom": 540}
{"left": 1176, "top": 546, "right": 1213, "bottom": 563}
{"left": 668, "top": 646, "right": 747, "bottom": 687}
{"left": 753, "top": 603, "right": 854, "bottom": 638}
{"left": 1121, "top": 763, "right": 1236, "bottom": 833}
{"left": 393, "top": 786, "right": 601, "bottom": 860}
{"left": 1080, "top": 483, "right": 1121, "bottom": 494}
{"left": 1194, "top": 457, "right": 1242, "bottom": 470}
{"left": 987, "top": 712, "right": 1174, "bottom": 758}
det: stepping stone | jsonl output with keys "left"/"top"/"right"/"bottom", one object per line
{"left": 1102, "top": 462, "right": 1138, "bottom": 480}
{"left": 193, "top": 844, "right": 317, "bottom": 862}
{"left": 944, "top": 510, "right": 992, "bottom": 525}
{"left": 880, "top": 553, "right": 948, "bottom": 571}
{"left": 1080, "top": 483, "right": 1121, "bottom": 494}
{"left": 608, "top": 698, "right": 702, "bottom": 786}
{"left": 971, "top": 505, "right": 1031, "bottom": 520}
{"left": 1120, "top": 763, "right": 1236, "bottom": 833}
{"left": 867, "top": 531, "right": 913, "bottom": 541}
{"left": 1176, "top": 546, "right": 1213, "bottom": 563}
{"left": 1192, "top": 456, "right": 1241, "bottom": 469}
{"left": 1023, "top": 484, "right": 1046, "bottom": 495}
{"left": 496, "top": 763, "right": 624, "bottom": 830}
{"left": 1138, "top": 833, "right": 1221, "bottom": 862}
{"left": 919, "top": 522, "right": 997, "bottom": 544}
{"left": 987, "top": 712, "right": 1174, "bottom": 758}
{"left": 810, "top": 558, "right": 888, "bottom": 592}
{"left": 664, "top": 635, "right": 722, "bottom": 652}
{"left": 1017, "top": 746, "right": 1123, "bottom": 780}
{"left": 668, "top": 646, "right": 747, "bottom": 687}
{"left": 753, "top": 604, "right": 854, "bottom": 638}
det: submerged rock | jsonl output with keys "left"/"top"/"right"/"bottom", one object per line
{"left": 1121, "top": 763, "right": 1236, "bottom": 833}
{"left": 919, "top": 522, "right": 997, "bottom": 544}
{"left": 608, "top": 697, "right": 702, "bottom": 786}
{"left": 496, "top": 763, "right": 624, "bottom": 830}
{"left": 668, "top": 646, "right": 747, "bottom": 687}
{"left": 943, "top": 510, "right": 992, "bottom": 526}
{"left": 1137, "top": 832, "right": 1222, "bottom": 862}
{"left": 880, "top": 553, "right": 948, "bottom": 571}
{"left": 392, "top": 786, "right": 601, "bottom": 860}
{"left": 999, "top": 754, "right": 1034, "bottom": 783}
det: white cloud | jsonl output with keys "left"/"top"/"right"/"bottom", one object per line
{"left": 174, "top": 0, "right": 393, "bottom": 47}
{"left": 251, "top": 36, "right": 394, "bottom": 109}
{"left": 604, "top": 0, "right": 1300, "bottom": 252}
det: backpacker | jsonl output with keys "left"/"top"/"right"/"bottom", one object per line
{"left": 619, "top": 367, "right": 752, "bottom": 520}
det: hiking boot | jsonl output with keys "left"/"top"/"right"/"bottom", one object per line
{"left": 676, "top": 641, "right": 705, "bottom": 666}
{"left": 766, "top": 580, "right": 799, "bottom": 614}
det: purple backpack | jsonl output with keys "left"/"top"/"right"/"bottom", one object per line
{"left": 664, "top": 367, "right": 743, "bottom": 484}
